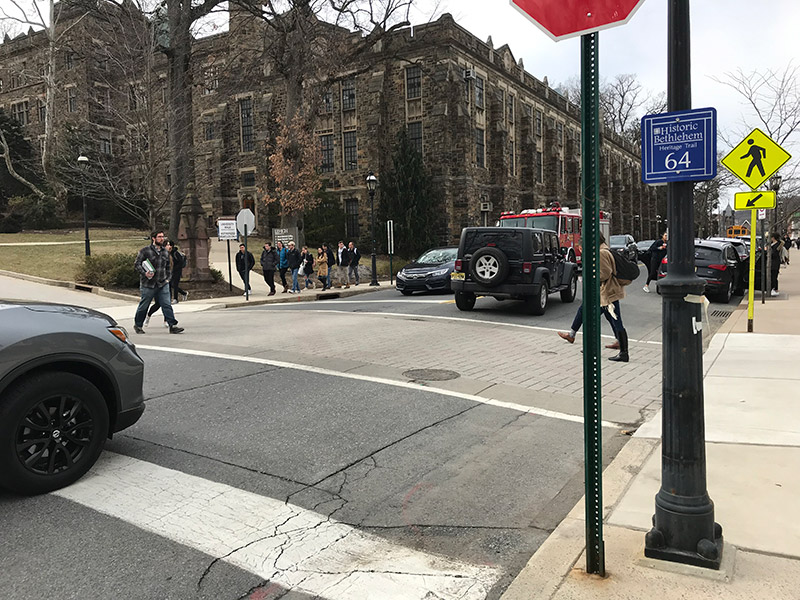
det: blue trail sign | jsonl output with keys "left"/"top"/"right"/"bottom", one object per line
{"left": 641, "top": 107, "right": 717, "bottom": 184}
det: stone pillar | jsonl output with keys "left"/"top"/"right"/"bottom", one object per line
{"left": 178, "top": 183, "right": 213, "bottom": 282}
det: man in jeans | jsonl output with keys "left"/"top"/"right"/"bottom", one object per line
{"left": 347, "top": 241, "right": 361, "bottom": 285}
{"left": 336, "top": 240, "right": 351, "bottom": 288}
{"left": 133, "top": 231, "right": 184, "bottom": 334}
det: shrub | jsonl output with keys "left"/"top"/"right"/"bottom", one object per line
{"left": 77, "top": 253, "right": 140, "bottom": 288}
{"left": 0, "top": 212, "right": 23, "bottom": 233}
{"left": 210, "top": 267, "right": 224, "bottom": 283}
{"left": 7, "top": 195, "right": 64, "bottom": 229}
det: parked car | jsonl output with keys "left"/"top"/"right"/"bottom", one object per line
{"left": 658, "top": 239, "right": 745, "bottom": 303}
{"left": 610, "top": 234, "right": 638, "bottom": 262}
{"left": 450, "top": 227, "right": 578, "bottom": 315}
{"left": 0, "top": 302, "right": 145, "bottom": 495}
{"left": 636, "top": 239, "right": 656, "bottom": 265}
{"left": 396, "top": 247, "right": 459, "bottom": 295}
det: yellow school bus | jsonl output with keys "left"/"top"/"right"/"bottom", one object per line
{"left": 727, "top": 225, "right": 750, "bottom": 238}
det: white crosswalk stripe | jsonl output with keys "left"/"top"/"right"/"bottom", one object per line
{"left": 55, "top": 452, "right": 500, "bottom": 599}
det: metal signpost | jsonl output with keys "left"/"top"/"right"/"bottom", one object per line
{"left": 387, "top": 220, "right": 395, "bottom": 285}
{"left": 236, "top": 209, "right": 255, "bottom": 301}
{"left": 641, "top": 107, "right": 717, "bottom": 184}
{"left": 510, "top": 0, "right": 649, "bottom": 577}
{"left": 218, "top": 219, "right": 237, "bottom": 292}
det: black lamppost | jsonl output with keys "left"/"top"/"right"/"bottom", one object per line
{"left": 78, "top": 154, "right": 90, "bottom": 256}
{"left": 366, "top": 172, "right": 379, "bottom": 286}
{"left": 770, "top": 173, "right": 783, "bottom": 233}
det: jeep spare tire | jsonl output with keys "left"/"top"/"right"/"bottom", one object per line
{"left": 470, "top": 247, "right": 509, "bottom": 287}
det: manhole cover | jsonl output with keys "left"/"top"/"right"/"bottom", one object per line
{"left": 710, "top": 310, "right": 733, "bottom": 318}
{"left": 402, "top": 368, "right": 461, "bottom": 381}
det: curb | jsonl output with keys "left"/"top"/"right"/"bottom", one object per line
{"left": 0, "top": 269, "right": 138, "bottom": 302}
{"left": 202, "top": 285, "right": 386, "bottom": 309}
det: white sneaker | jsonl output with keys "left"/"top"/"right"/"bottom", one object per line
{"left": 288, "top": 290, "right": 295, "bottom": 293}
{"left": 643, "top": 285, "right": 650, "bottom": 293}
{"left": 243, "top": 292, "right": 248, "bottom": 296}
{"left": 171, "top": 299, "right": 177, "bottom": 305}
{"left": 144, "top": 315, "right": 151, "bottom": 327}
{"left": 771, "top": 289, "right": 779, "bottom": 297}
{"left": 182, "top": 292, "right": 189, "bottom": 301}
{"left": 163, "top": 321, "right": 169, "bottom": 327}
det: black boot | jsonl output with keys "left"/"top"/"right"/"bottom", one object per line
{"left": 609, "top": 330, "right": 629, "bottom": 362}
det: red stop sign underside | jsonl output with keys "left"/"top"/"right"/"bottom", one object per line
{"left": 511, "top": 0, "right": 647, "bottom": 40}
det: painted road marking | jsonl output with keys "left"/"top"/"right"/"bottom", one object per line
{"left": 137, "top": 345, "right": 625, "bottom": 429}
{"left": 55, "top": 453, "right": 499, "bottom": 599}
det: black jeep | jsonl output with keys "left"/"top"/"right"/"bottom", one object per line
{"left": 450, "top": 227, "right": 578, "bottom": 315}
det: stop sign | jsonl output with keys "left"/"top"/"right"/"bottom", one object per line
{"left": 511, "top": 0, "right": 647, "bottom": 41}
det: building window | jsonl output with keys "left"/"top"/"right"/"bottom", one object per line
{"left": 320, "top": 134, "right": 334, "bottom": 173}
{"left": 557, "top": 121, "right": 564, "bottom": 144}
{"left": 238, "top": 97, "right": 254, "bottom": 152}
{"left": 406, "top": 65, "right": 421, "bottom": 99}
{"left": 535, "top": 110, "right": 543, "bottom": 136}
{"left": 322, "top": 91, "right": 333, "bottom": 113}
{"left": 65, "top": 52, "right": 74, "bottom": 70}
{"left": 508, "top": 140, "right": 515, "bottom": 176}
{"left": 557, "top": 158, "right": 564, "bottom": 188}
{"left": 0, "top": 78, "right": 3, "bottom": 92}
{"left": 341, "top": 78, "right": 356, "bottom": 111}
{"left": 241, "top": 171, "right": 256, "bottom": 188}
{"left": 203, "top": 65, "right": 219, "bottom": 95}
{"left": 345, "top": 198, "right": 359, "bottom": 238}
{"left": 475, "top": 76, "right": 485, "bottom": 109}
{"left": 535, "top": 150, "right": 543, "bottom": 183}
{"left": 507, "top": 94, "right": 514, "bottom": 123}
{"left": 475, "top": 128, "right": 485, "bottom": 168}
{"left": 37, "top": 99, "right": 46, "bottom": 123}
{"left": 343, "top": 131, "right": 357, "bottom": 170}
{"left": 99, "top": 130, "right": 112, "bottom": 155}
{"left": 203, "top": 122, "right": 214, "bottom": 141}
{"left": 67, "top": 87, "right": 77, "bottom": 113}
{"left": 523, "top": 103, "right": 532, "bottom": 118}
{"left": 408, "top": 121, "right": 422, "bottom": 155}
{"left": 10, "top": 101, "right": 29, "bottom": 125}
{"left": 95, "top": 86, "right": 110, "bottom": 111}
{"left": 464, "top": 77, "right": 471, "bottom": 104}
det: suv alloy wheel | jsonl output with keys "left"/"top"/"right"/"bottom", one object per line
{"left": 469, "top": 247, "right": 509, "bottom": 287}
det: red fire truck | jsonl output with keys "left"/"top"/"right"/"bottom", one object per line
{"left": 498, "top": 203, "right": 611, "bottom": 266}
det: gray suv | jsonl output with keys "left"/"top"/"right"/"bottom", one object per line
{"left": 0, "top": 302, "right": 145, "bottom": 495}
{"left": 450, "top": 227, "right": 578, "bottom": 315}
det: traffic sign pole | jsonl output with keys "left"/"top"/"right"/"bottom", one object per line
{"left": 644, "top": 0, "right": 723, "bottom": 570}
{"left": 580, "top": 31, "right": 604, "bottom": 578}
{"left": 748, "top": 210, "right": 756, "bottom": 331}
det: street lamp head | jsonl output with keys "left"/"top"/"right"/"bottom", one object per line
{"left": 366, "top": 171, "right": 377, "bottom": 192}
{"left": 770, "top": 174, "right": 782, "bottom": 191}
{"left": 77, "top": 154, "right": 89, "bottom": 169}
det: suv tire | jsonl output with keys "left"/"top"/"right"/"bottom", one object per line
{"left": 560, "top": 272, "right": 578, "bottom": 303}
{"left": 455, "top": 291, "right": 476, "bottom": 311}
{"left": 526, "top": 281, "right": 548, "bottom": 315}
{"left": 469, "top": 247, "right": 509, "bottom": 287}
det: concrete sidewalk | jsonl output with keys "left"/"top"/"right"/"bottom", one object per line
{"left": 502, "top": 262, "right": 800, "bottom": 599}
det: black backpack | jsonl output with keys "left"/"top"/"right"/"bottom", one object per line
{"left": 611, "top": 249, "right": 640, "bottom": 283}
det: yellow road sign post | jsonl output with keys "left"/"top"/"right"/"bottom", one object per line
{"left": 748, "top": 210, "right": 757, "bottom": 332}
{"left": 722, "top": 128, "right": 791, "bottom": 190}
{"left": 734, "top": 191, "right": 776, "bottom": 211}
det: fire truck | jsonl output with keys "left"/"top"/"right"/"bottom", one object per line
{"left": 498, "top": 202, "right": 611, "bottom": 266}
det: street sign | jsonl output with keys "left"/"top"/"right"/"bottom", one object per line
{"left": 722, "top": 128, "right": 791, "bottom": 190}
{"left": 757, "top": 209, "right": 767, "bottom": 220}
{"left": 510, "top": 0, "right": 648, "bottom": 40}
{"left": 218, "top": 219, "right": 237, "bottom": 241}
{"left": 641, "top": 107, "right": 717, "bottom": 184}
{"left": 236, "top": 208, "right": 255, "bottom": 235}
{"left": 734, "top": 191, "right": 776, "bottom": 211}
{"left": 272, "top": 227, "right": 298, "bottom": 246}
{"left": 386, "top": 220, "right": 394, "bottom": 255}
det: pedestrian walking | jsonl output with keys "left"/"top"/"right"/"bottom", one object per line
{"left": 336, "top": 240, "right": 351, "bottom": 288}
{"left": 323, "top": 243, "right": 335, "bottom": 289}
{"left": 236, "top": 243, "right": 255, "bottom": 295}
{"left": 300, "top": 246, "right": 315, "bottom": 289}
{"left": 769, "top": 232, "right": 782, "bottom": 296}
{"left": 643, "top": 232, "right": 667, "bottom": 293}
{"left": 170, "top": 242, "right": 188, "bottom": 303}
{"left": 260, "top": 241, "right": 278, "bottom": 296}
{"left": 316, "top": 247, "right": 329, "bottom": 288}
{"left": 133, "top": 231, "right": 183, "bottom": 334}
{"left": 347, "top": 241, "right": 361, "bottom": 285}
{"left": 287, "top": 241, "right": 302, "bottom": 293}
{"left": 557, "top": 232, "right": 629, "bottom": 362}
{"left": 276, "top": 240, "right": 289, "bottom": 293}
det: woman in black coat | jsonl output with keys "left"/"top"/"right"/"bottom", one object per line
{"left": 643, "top": 232, "right": 667, "bottom": 293}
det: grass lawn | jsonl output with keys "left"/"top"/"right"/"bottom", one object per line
{"left": 0, "top": 238, "right": 147, "bottom": 282}
{"left": 0, "top": 228, "right": 148, "bottom": 244}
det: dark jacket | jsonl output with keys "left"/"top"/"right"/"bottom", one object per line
{"left": 325, "top": 248, "right": 335, "bottom": 269}
{"left": 171, "top": 248, "right": 186, "bottom": 276}
{"left": 236, "top": 250, "right": 255, "bottom": 273}
{"left": 648, "top": 239, "right": 667, "bottom": 275}
{"left": 135, "top": 244, "right": 171, "bottom": 289}
{"left": 301, "top": 251, "right": 314, "bottom": 274}
{"left": 337, "top": 246, "right": 351, "bottom": 267}
{"left": 349, "top": 246, "right": 361, "bottom": 266}
{"left": 260, "top": 248, "right": 278, "bottom": 271}
{"left": 287, "top": 248, "right": 302, "bottom": 270}
{"left": 277, "top": 246, "right": 289, "bottom": 269}
{"left": 769, "top": 241, "right": 782, "bottom": 271}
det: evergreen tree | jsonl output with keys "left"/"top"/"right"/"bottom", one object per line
{"left": 379, "top": 129, "right": 442, "bottom": 258}
{"left": 0, "top": 109, "right": 41, "bottom": 209}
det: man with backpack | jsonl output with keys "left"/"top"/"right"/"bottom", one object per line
{"left": 557, "top": 232, "right": 631, "bottom": 362}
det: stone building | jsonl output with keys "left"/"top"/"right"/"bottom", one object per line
{"left": 0, "top": 4, "right": 660, "bottom": 243}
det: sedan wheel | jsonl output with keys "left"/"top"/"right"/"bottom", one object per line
{"left": 0, "top": 372, "right": 109, "bottom": 495}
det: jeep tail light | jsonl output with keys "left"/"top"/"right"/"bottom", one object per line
{"left": 522, "top": 262, "right": 532, "bottom": 274}
{"left": 455, "top": 259, "right": 462, "bottom": 272}
{"left": 708, "top": 264, "right": 727, "bottom": 271}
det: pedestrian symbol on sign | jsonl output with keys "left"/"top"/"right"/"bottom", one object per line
{"left": 741, "top": 139, "right": 766, "bottom": 178}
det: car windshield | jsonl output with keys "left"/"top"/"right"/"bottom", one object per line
{"left": 695, "top": 246, "right": 722, "bottom": 263}
{"left": 610, "top": 235, "right": 627, "bottom": 246}
{"left": 415, "top": 248, "right": 457, "bottom": 264}
{"left": 500, "top": 217, "right": 526, "bottom": 227}
{"left": 526, "top": 215, "right": 557, "bottom": 231}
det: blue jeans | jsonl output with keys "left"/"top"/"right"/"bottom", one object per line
{"left": 349, "top": 264, "right": 360, "bottom": 284}
{"left": 291, "top": 268, "right": 300, "bottom": 292}
{"left": 135, "top": 283, "right": 177, "bottom": 328}
{"left": 570, "top": 301, "right": 625, "bottom": 338}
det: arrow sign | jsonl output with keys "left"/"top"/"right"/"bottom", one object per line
{"left": 734, "top": 190, "right": 776, "bottom": 210}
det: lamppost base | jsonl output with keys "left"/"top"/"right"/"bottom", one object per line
{"left": 645, "top": 524, "right": 723, "bottom": 569}
{"left": 370, "top": 252, "right": 380, "bottom": 286}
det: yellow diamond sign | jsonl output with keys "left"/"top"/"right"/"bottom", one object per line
{"left": 722, "top": 128, "right": 791, "bottom": 190}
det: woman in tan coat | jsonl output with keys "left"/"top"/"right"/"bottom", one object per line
{"left": 316, "top": 247, "right": 329, "bottom": 289}
{"left": 557, "top": 233, "right": 630, "bottom": 362}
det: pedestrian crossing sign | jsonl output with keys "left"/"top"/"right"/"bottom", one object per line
{"left": 722, "top": 128, "right": 791, "bottom": 190}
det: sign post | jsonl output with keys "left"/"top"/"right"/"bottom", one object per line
{"left": 387, "top": 220, "right": 395, "bottom": 285}
{"left": 218, "top": 219, "right": 238, "bottom": 292}
{"left": 236, "top": 209, "right": 255, "bottom": 300}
